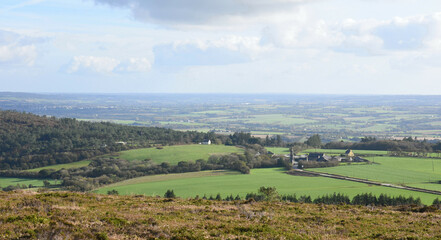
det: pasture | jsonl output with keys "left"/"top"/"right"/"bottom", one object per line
{"left": 26, "top": 160, "right": 91, "bottom": 172}
{"left": 311, "top": 156, "right": 441, "bottom": 192}
{"left": 267, "top": 147, "right": 290, "bottom": 155}
{"left": 243, "top": 114, "right": 317, "bottom": 125}
{"left": 0, "top": 177, "right": 57, "bottom": 188}
{"left": 95, "top": 168, "right": 439, "bottom": 204}
{"left": 116, "top": 144, "right": 243, "bottom": 165}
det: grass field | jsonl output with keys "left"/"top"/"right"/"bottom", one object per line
{"left": 95, "top": 168, "right": 440, "bottom": 204}
{"left": 0, "top": 177, "right": 57, "bottom": 188}
{"left": 311, "top": 156, "right": 441, "bottom": 191}
{"left": 266, "top": 147, "right": 290, "bottom": 155}
{"left": 116, "top": 144, "right": 243, "bottom": 165}
{"left": 26, "top": 160, "right": 91, "bottom": 172}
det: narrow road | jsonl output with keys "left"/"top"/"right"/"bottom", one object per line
{"left": 293, "top": 169, "right": 441, "bottom": 196}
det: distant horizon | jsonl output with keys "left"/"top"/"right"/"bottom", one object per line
{"left": 2, "top": 91, "right": 441, "bottom": 96}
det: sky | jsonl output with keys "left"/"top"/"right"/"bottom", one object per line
{"left": 1, "top": 0, "right": 441, "bottom": 94}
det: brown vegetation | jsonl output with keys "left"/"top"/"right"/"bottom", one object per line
{"left": 1, "top": 191, "right": 441, "bottom": 239}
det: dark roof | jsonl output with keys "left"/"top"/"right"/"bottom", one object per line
{"left": 354, "top": 156, "right": 368, "bottom": 162}
{"left": 308, "top": 153, "right": 325, "bottom": 159}
{"left": 317, "top": 155, "right": 332, "bottom": 162}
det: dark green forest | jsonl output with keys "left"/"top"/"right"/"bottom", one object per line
{"left": 0, "top": 110, "right": 219, "bottom": 170}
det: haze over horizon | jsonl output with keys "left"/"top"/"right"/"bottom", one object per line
{"left": 1, "top": 0, "right": 441, "bottom": 94}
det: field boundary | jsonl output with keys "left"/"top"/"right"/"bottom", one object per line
{"left": 294, "top": 170, "right": 441, "bottom": 196}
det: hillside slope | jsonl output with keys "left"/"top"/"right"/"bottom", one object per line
{"left": 0, "top": 110, "right": 214, "bottom": 170}
{"left": 1, "top": 191, "right": 441, "bottom": 239}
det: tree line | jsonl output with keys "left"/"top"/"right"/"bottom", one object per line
{"left": 156, "top": 187, "right": 426, "bottom": 207}
{"left": 325, "top": 136, "right": 441, "bottom": 153}
{"left": 211, "top": 190, "right": 423, "bottom": 207}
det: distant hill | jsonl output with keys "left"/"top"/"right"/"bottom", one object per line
{"left": 0, "top": 110, "right": 215, "bottom": 170}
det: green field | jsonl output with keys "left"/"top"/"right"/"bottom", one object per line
{"left": 0, "top": 177, "right": 57, "bottom": 188}
{"left": 311, "top": 156, "right": 441, "bottom": 191}
{"left": 243, "top": 114, "right": 316, "bottom": 125}
{"left": 96, "top": 168, "right": 439, "bottom": 204}
{"left": 26, "top": 160, "right": 91, "bottom": 172}
{"left": 266, "top": 147, "right": 290, "bottom": 155}
{"left": 116, "top": 144, "right": 243, "bottom": 165}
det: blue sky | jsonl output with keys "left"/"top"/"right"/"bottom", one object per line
{"left": 1, "top": 0, "right": 441, "bottom": 94}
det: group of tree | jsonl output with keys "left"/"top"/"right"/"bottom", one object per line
{"left": 224, "top": 132, "right": 288, "bottom": 147}
{"left": 325, "top": 136, "right": 441, "bottom": 153}
{"left": 282, "top": 192, "right": 422, "bottom": 206}
{"left": 225, "top": 132, "right": 262, "bottom": 146}
{"left": 303, "top": 134, "right": 441, "bottom": 154}
{"left": 305, "top": 134, "right": 322, "bottom": 148}
{"left": 0, "top": 110, "right": 227, "bottom": 170}
{"left": 240, "top": 189, "right": 423, "bottom": 207}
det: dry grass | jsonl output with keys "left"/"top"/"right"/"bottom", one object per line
{"left": 1, "top": 190, "right": 441, "bottom": 239}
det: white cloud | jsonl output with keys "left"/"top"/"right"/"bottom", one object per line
{"left": 0, "top": 44, "right": 36, "bottom": 66}
{"left": 68, "top": 56, "right": 120, "bottom": 74}
{"left": 153, "top": 36, "right": 266, "bottom": 67}
{"left": 5, "top": 0, "right": 441, "bottom": 94}
{"left": 181, "top": 36, "right": 266, "bottom": 56}
{"left": 259, "top": 11, "right": 441, "bottom": 57}
{"left": 118, "top": 58, "right": 151, "bottom": 72}
{"left": 68, "top": 56, "right": 152, "bottom": 74}
{"left": 261, "top": 20, "right": 344, "bottom": 49}
{"left": 0, "top": 30, "right": 38, "bottom": 66}
{"left": 421, "top": 13, "right": 441, "bottom": 50}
